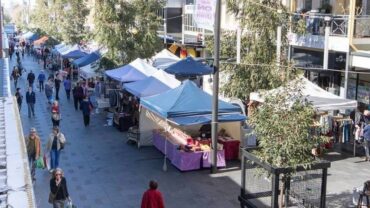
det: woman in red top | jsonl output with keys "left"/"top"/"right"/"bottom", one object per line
{"left": 51, "top": 101, "right": 61, "bottom": 127}
{"left": 141, "top": 181, "right": 165, "bottom": 208}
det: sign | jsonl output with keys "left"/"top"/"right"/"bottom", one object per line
{"left": 193, "top": 0, "right": 215, "bottom": 31}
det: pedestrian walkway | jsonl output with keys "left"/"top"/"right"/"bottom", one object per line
{"left": 12, "top": 55, "right": 370, "bottom": 208}
{"left": 11, "top": 55, "right": 242, "bottom": 208}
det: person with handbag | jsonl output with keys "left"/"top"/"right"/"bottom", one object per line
{"left": 51, "top": 101, "right": 61, "bottom": 127}
{"left": 25, "top": 127, "right": 41, "bottom": 182}
{"left": 46, "top": 127, "right": 66, "bottom": 173}
{"left": 49, "top": 168, "right": 70, "bottom": 208}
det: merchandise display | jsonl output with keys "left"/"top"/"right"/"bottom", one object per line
{"left": 152, "top": 128, "right": 228, "bottom": 171}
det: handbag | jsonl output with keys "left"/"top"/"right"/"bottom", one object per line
{"left": 48, "top": 184, "right": 61, "bottom": 204}
{"left": 52, "top": 113, "right": 61, "bottom": 121}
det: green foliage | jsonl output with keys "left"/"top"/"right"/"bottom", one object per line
{"left": 206, "top": 0, "right": 297, "bottom": 100}
{"left": 59, "top": 0, "right": 90, "bottom": 44}
{"left": 94, "top": 0, "right": 164, "bottom": 65}
{"left": 31, "top": 0, "right": 89, "bottom": 44}
{"left": 249, "top": 79, "right": 329, "bottom": 169}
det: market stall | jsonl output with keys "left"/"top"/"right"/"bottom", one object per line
{"left": 72, "top": 51, "right": 101, "bottom": 68}
{"left": 250, "top": 76, "right": 358, "bottom": 154}
{"left": 123, "top": 69, "right": 180, "bottom": 98}
{"left": 139, "top": 80, "right": 246, "bottom": 171}
{"left": 105, "top": 58, "right": 157, "bottom": 83}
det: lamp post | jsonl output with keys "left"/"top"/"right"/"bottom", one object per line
{"left": 211, "top": 0, "right": 222, "bottom": 174}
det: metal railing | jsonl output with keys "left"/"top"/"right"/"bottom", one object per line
{"left": 292, "top": 13, "right": 370, "bottom": 38}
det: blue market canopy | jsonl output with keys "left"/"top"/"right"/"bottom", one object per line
{"left": 123, "top": 70, "right": 180, "bottom": 98}
{"left": 164, "top": 57, "right": 213, "bottom": 76}
{"left": 105, "top": 58, "right": 157, "bottom": 82}
{"left": 22, "top": 32, "right": 39, "bottom": 41}
{"left": 72, "top": 52, "right": 101, "bottom": 67}
{"left": 140, "top": 80, "right": 245, "bottom": 125}
{"left": 61, "top": 45, "right": 88, "bottom": 59}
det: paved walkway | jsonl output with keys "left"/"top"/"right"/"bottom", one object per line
{"left": 11, "top": 55, "right": 370, "bottom": 208}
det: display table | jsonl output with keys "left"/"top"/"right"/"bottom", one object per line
{"left": 153, "top": 131, "right": 226, "bottom": 171}
{"left": 218, "top": 138, "right": 240, "bottom": 160}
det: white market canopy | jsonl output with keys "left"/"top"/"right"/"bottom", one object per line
{"left": 151, "top": 49, "right": 180, "bottom": 69}
{"left": 79, "top": 64, "right": 97, "bottom": 79}
{"left": 250, "top": 77, "right": 357, "bottom": 111}
{"left": 105, "top": 58, "right": 158, "bottom": 82}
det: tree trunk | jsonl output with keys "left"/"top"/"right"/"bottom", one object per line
{"left": 279, "top": 176, "right": 286, "bottom": 208}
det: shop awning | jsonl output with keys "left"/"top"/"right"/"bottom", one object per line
{"left": 250, "top": 76, "right": 358, "bottom": 111}
{"left": 79, "top": 64, "right": 97, "bottom": 79}
{"left": 164, "top": 57, "right": 213, "bottom": 75}
{"left": 140, "top": 80, "right": 244, "bottom": 119}
{"left": 56, "top": 45, "right": 71, "bottom": 54}
{"left": 123, "top": 70, "right": 180, "bottom": 98}
{"left": 105, "top": 58, "right": 157, "bottom": 82}
{"left": 72, "top": 52, "right": 101, "bottom": 67}
{"left": 151, "top": 49, "right": 180, "bottom": 69}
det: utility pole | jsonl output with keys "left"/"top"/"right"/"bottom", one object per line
{"left": 211, "top": 0, "right": 221, "bottom": 174}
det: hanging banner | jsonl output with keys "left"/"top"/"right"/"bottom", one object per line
{"left": 193, "top": 0, "right": 215, "bottom": 31}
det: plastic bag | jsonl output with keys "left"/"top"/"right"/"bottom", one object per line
{"left": 66, "top": 198, "right": 76, "bottom": 208}
{"left": 35, "top": 157, "right": 45, "bottom": 169}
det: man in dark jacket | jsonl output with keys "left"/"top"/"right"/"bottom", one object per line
{"left": 54, "top": 77, "right": 61, "bottom": 100}
{"left": 27, "top": 70, "right": 36, "bottom": 88}
{"left": 72, "top": 83, "right": 84, "bottom": 110}
{"left": 26, "top": 87, "right": 36, "bottom": 118}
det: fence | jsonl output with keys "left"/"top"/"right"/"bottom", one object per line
{"left": 239, "top": 148, "right": 331, "bottom": 208}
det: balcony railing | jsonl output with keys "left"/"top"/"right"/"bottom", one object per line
{"left": 292, "top": 13, "right": 370, "bottom": 38}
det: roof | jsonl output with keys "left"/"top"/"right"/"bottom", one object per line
{"left": 61, "top": 45, "right": 88, "bottom": 59}
{"left": 72, "top": 52, "right": 101, "bottom": 67}
{"left": 140, "top": 80, "right": 243, "bottom": 118}
{"left": 105, "top": 58, "right": 157, "bottom": 82}
{"left": 164, "top": 56, "right": 213, "bottom": 76}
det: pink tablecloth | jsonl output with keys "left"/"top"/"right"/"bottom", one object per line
{"left": 202, "top": 150, "right": 226, "bottom": 168}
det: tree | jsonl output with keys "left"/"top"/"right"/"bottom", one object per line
{"left": 59, "top": 0, "right": 90, "bottom": 44}
{"left": 31, "top": 0, "right": 89, "bottom": 44}
{"left": 249, "top": 79, "right": 329, "bottom": 207}
{"left": 94, "top": 0, "right": 164, "bottom": 66}
{"left": 206, "top": 0, "right": 296, "bottom": 100}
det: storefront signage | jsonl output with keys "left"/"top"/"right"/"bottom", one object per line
{"left": 193, "top": 0, "right": 215, "bottom": 31}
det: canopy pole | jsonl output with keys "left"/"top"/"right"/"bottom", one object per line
{"left": 211, "top": 0, "right": 222, "bottom": 174}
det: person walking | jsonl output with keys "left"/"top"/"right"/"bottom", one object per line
{"left": 80, "top": 96, "right": 92, "bottom": 127}
{"left": 49, "top": 168, "right": 70, "bottom": 208}
{"left": 25, "top": 128, "right": 41, "bottom": 182}
{"left": 26, "top": 87, "right": 36, "bottom": 118}
{"left": 72, "top": 83, "right": 84, "bottom": 111}
{"left": 51, "top": 101, "right": 61, "bottom": 127}
{"left": 141, "top": 180, "right": 165, "bottom": 208}
{"left": 27, "top": 70, "right": 36, "bottom": 88}
{"left": 46, "top": 127, "right": 66, "bottom": 172}
{"left": 37, "top": 70, "right": 46, "bottom": 92}
{"left": 11, "top": 66, "right": 20, "bottom": 88}
{"left": 45, "top": 79, "right": 54, "bottom": 105}
{"left": 54, "top": 76, "right": 61, "bottom": 100}
{"left": 15, "top": 88, "right": 23, "bottom": 111}
{"left": 63, "top": 77, "right": 71, "bottom": 100}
